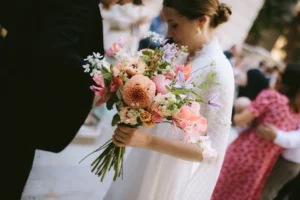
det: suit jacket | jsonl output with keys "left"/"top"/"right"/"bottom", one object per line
{"left": 1, "top": 0, "right": 104, "bottom": 153}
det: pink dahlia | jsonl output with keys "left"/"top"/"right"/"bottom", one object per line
{"left": 122, "top": 75, "right": 156, "bottom": 109}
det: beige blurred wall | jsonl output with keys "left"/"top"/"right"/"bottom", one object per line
{"left": 216, "top": 0, "right": 265, "bottom": 50}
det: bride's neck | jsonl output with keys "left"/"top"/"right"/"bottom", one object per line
{"left": 189, "top": 29, "right": 215, "bottom": 57}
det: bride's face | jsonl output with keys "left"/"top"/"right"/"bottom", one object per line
{"left": 163, "top": 7, "right": 204, "bottom": 53}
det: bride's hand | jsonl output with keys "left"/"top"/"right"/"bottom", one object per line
{"left": 112, "top": 125, "right": 152, "bottom": 148}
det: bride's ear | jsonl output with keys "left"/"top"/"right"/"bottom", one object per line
{"left": 197, "top": 16, "right": 207, "bottom": 27}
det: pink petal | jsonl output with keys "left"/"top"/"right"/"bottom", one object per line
{"left": 152, "top": 114, "right": 164, "bottom": 123}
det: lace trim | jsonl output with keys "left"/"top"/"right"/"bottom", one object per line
{"left": 186, "top": 37, "right": 225, "bottom": 64}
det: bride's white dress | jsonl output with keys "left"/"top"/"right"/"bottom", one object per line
{"left": 103, "top": 38, "right": 234, "bottom": 200}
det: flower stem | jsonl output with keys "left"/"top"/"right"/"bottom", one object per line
{"left": 114, "top": 146, "right": 123, "bottom": 181}
{"left": 101, "top": 148, "right": 115, "bottom": 182}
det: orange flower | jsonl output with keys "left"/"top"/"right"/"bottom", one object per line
{"left": 176, "top": 64, "right": 192, "bottom": 80}
{"left": 143, "top": 120, "right": 156, "bottom": 129}
{"left": 140, "top": 111, "right": 152, "bottom": 122}
{"left": 122, "top": 75, "right": 156, "bottom": 109}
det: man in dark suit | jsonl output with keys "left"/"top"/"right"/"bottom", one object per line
{"left": 1, "top": 0, "right": 143, "bottom": 199}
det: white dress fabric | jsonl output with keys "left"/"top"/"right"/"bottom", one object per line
{"left": 103, "top": 38, "right": 234, "bottom": 200}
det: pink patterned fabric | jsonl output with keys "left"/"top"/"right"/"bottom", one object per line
{"left": 211, "top": 89, "right": 300, "bottom": 200}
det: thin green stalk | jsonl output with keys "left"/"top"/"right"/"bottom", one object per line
{"left": 101, "top": 149, "right": 115, "bottom": 182}
{"left": 79, "top": 139, "right": 112, "bottom": 163}
{"left": 113, "top": 146, "right": 123, "bottom": 181}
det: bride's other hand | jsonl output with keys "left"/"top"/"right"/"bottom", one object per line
{"left": 112, "top": 125, "right": 152, "bottom": 148}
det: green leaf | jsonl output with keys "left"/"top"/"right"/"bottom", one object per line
{"left": 106, "top": 93, "right": 118, "bottom": 110}
{"left": 137, "top": 117, "right": 143, "bottom": 126}
{"left": 116, "top": 89, "right": 122, "bottom": 100}
{"left": 191, "top": 90, "right": 202, "bottom": 100}
{"left": 210, "top": 82, "right": 220, "bottom": 86}
{"left": 176, "top": 95, "right": 182, "bottom": 100}
{"left": 110, "top": 64, "right": 114, "bottom": 74}
{"left": 165, "top": 85, "right": 172, "bottom": 92}
{"left": 195, "top": 99, "right": 204, "bottom": 103}
{"left": 101, "top": 67, "right": 109, "bottom": 73}
{"left": 111, "top": 114, "right": 121, "bottom": 126}
{"left": 173, "top": 88, "right": 189, "bottom": 95}
{"left": 142, "top": 50, "right": 152, "bottom": 56}
{"left": 198, "top": 80, "right": 220, "bottom": 90}
{"left": 166, "top": 116, "right": 172, "bottom": 121}
{"left": 102, "top": 72, "right": 112, "bottom": 82}
{"left": 208, "top": 72, "right": 217, "bottom": 80}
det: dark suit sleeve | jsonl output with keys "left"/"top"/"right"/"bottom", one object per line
{"left": 34, "top": 0, "right": 103, "bottom": 152}
{"left": 39, "top": 1, "right": 96, "bottom": 66}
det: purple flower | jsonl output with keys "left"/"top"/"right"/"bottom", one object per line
{"left": 161, "top": 43, "right": 179, "bottom": 63}
{"left": 174, "top": 71, "right": 195, "bottom": 89}
{"left": 208, "top": 93, "right": 221, "bottom": 108}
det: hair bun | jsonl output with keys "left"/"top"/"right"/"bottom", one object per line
{"left": 215, "top": 3, "right": 232, "bottom": 27}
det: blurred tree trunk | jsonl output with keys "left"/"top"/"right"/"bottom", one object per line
{"left": 245, "top": 0, "right": 298, "bottom": 51}
{"left": 283, "top": 12, "right": 300, "bottom": 63}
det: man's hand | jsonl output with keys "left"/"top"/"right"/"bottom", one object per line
{"left": 257, "top": 124, "right": 277, "bottom": 141}
{"left": 1, "top": 27, "right": 8, "bottom": 38}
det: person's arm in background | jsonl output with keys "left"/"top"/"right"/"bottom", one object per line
{"left": 234, "top": 90, "right": 275, "bottom": 126}
{"left": 257, "top": 124, "right": 300, "bottom": 149}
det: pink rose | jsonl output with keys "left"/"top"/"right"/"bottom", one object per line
{"left": 152, "top": 75, "right": 172, "bottom": 95}
{"left": 152, "top": 113, "right": 164, "bottom": 123}
{"left": 107, "top": 42, "right": 121, "bottom": 56}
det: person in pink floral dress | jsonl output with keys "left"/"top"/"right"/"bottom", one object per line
{"left": 211, "top": 63, "right": 300, "bottom": 200}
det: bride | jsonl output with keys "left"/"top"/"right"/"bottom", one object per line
{"left": 104, "top": 0, "right": 234, "bottom": 199}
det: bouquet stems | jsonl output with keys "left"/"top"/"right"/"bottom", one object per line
{"left": 79, "top": 139, "right": 126, "bottom": 182}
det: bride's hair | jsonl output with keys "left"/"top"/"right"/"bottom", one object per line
{"left": 163, "top": 0, "right": 232, "bottom": 28}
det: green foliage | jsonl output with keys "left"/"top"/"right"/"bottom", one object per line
{"left": 246, "top": 0, "right": 298, "bottom": 44}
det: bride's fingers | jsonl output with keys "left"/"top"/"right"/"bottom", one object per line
{"left": 118, "top": 125, "right": 136, "bottom": 134}
{"left": 116, "top": 128, "right": 130, "bottom": 139}
{"left": 114, "top": 133, "right": 126, "bottom": 143}
{"left": 112, "top": 135, "right": 126, "bottom": 147}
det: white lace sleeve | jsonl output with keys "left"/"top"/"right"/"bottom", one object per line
{"left": 183, "top": 57, "right": 234, "bottom": 199}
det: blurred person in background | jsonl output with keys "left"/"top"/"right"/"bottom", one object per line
{"left": 212, "top": 63, "right": 300, "bottom": 200}
{"left": 257, "top": 123, "right": 300, "bottom": 200}
{"left": 138, "top": 9, "right": 168, "bottom": 50}
{"left": 237, "top": 60, "right": 270, "bottom": 100}
{"left": 223, "top": 45, "right": 241, "bottom": 67}
{"left": 101, "top": 0, "right": 163, "bottom": 63}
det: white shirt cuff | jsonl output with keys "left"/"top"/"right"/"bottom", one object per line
{"left": 274, "top": 130, "right": 286, "bottom": 146}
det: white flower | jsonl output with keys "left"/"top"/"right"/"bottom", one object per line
{"left": 82, "top": 64, "right": 90, "bottom": 73}
{"left": 90, "top": 68, "right": 100, "bottom": 77}
{"left": 84, "top": 55, "right": 93, "bottom": 61}
{"left": 145, "top": 31, "right": 163, "bottom": 44}
{"left": 93, "top": 52, "right": 103, "bottom": 59}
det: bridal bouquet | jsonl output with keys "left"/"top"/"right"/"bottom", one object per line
{"left": 80, "top": 32, "right": 219, "bottom": 182}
